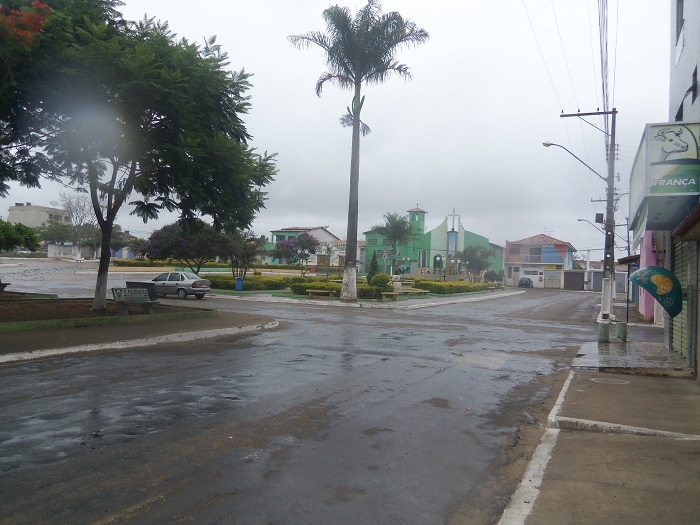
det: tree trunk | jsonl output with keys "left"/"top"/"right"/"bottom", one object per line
{"left": 341, "top": 86, "right": 362, "bottom": 302}
{"left": 92, "top": 224, "right": 113, "bottom": 311}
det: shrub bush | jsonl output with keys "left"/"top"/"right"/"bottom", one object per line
{"left": 112, "top": 258, "right": 177, "bottom": 267}
{"left": 412, "top": 279, "right": 502, "bottom": 294}
{"left": 208, "top": 274, "right": 292, "bottom": 291}
{"left": 357, "top": 284, "right": 393, "bottom": 299}
{"left": 370, "top": 273, "right": 391, "bottom": 287}
{"left": 290, "top": 282, "right": 342, "bottom": 295}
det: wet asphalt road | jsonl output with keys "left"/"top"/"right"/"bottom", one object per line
{"left": 0, "top": 260, "right": 635, "bottom": 524}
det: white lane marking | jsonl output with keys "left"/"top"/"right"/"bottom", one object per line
{"left": 498, "top": 370, "right": 575, "bottom": 525}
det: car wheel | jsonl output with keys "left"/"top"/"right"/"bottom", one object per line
{"left": 177, "top": 288, "right": 188, "bottom": 299}
{"left": 195, "top": 293, "right": 205, "bottom": 300}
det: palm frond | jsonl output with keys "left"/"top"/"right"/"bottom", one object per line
{"left": 339, "top": 112, "right": 371, "bottom": 136}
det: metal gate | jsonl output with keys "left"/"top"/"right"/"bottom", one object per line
{"left": 671, "top": 239, "right": 696, "bottom": 362}
{"left": 543, "top": 270, "right": 561, "bottom": 288}
{"left": 563, "top": 271, "right": 585, "bottom": 291}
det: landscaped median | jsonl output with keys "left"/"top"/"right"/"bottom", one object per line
{"left": 206, "top": 274, "right": 503, "bottom": 300}
{"left": 0, "top": 296, "right": 216, "bottom": 333}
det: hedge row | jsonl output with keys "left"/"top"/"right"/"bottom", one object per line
{"left": 207, "top": 274, "right": 309, "bottom": 291}
{"left": 112, "top": 258, "right": 178, "bottom": 267}
{"left": 289, "top": 282, "right": 392, "bottom": 299}
{"left": 412, "top": 280, "right": 502, "bottom": 294}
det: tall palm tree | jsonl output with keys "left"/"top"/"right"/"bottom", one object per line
{"left": 289, "top": 1, "right": 428, "bottom": 301}
{"left": 371, "top": 212, "right": 413, "bottom": 275}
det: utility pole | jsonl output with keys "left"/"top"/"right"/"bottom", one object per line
{"left": 561, "top": 109, "right": 617, "bottom": 325}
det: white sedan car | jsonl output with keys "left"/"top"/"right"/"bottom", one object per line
{"left": 152, "top": 271, "right": 211, "bottom": 299}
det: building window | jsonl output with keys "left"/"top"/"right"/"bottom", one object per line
{"left": 418, "top": 249, "right": 427, "bottom": 268}
{"left": 368, "top": 239, "right": 377, "bottom": 246}
{"left": 509, "top": 246, "right": 520, "bottom": 255}
{"left": 383, "top": 239, "right": 391, "bottom": 246}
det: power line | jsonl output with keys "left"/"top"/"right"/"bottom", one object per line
{"left": 522, "top": 0, "right": 564, "bottom": 111}
{"left": 550, "top": 0, "right": 580, "bottom": 110}
{"left": 598, "top": 0, "right": 610, "bottom": 134}
{"left": 611, "top": 0, "right": 620, "bottom": 107}
{"left": 587, "top": 0, "right": 601, "bottom": 111}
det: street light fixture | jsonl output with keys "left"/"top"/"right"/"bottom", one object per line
{"left": 577, "top": 218, "right": 628, "bottom": 245}
{"left": 542, "top": 142, "right": 606, "bottom": 182}
{"left": 544, "top": 139, "right": 617, "bottom": 325}
{"left": 297, "top": 248, "right": 309, "bottom": 276}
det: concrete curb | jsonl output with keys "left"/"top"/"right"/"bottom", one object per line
{"left": 498, "top": 370, "right": 575, "bottom": 525}
{"left": 499, "top": 367, "right": 700, "bottom": 525}
{"left": 550, "top": 415, "right": 700, "bottom": 440}
{"left": 215, "top": 290, "right": 525, "bottom": 310}
{"left": 0, "top": 321, "right": 279, "bottom": 364}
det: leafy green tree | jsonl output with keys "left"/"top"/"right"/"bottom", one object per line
{"left": 1, "top": 219, "right": 38, "bottom": 251}
{"left": 370, "top": 212, "right": 412, "bottom": 275}
{"left": 108, "top": 224, "right": 128, "bottom": 254}
{"left": 0, "top": 1, "right": 53, "bottom": 197}
{"left": 128, "top": 237, "right": 150, "bottom": 259}
{"left": 11, "top": 222, "right": 39, "bottom": 251}
{"left": 366, "top": 250, "right": 380, "bottom": 284}
{"left": 148, "top": 221, "right": 223, "bottom": 274}
{"left": 2, "top": 2, "right": 276, "bottom": 310}
{"left": 289, "top": 0, "right": 428, "bottom": 301}
{"left": 459, "top": 246, "right": 492, "bottom": 282}
{"left": 34, "top": 218, "right": 72, "bottom": 244}
{"left": 220, "top": 230, "right": 265, "bottom": 278}
{"left": 483, "top": 269, "right": 503, "bottom": 283}
{"left": 0, "top": 220, "right": 21, "bottom": 251}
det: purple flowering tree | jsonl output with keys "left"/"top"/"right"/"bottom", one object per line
{"left": 148, "top": 221, "right": 223, "bottom": 274}
{"left": 271, "top": 233, "right": 319, "bottom": 275}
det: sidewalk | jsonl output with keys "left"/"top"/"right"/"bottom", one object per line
{"left": 500, "top": 366, "right": 700, "bottom": 525}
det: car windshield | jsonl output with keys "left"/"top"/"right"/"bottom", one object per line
{"left": 182, "top": 272, "right": 200, "bottom": 280}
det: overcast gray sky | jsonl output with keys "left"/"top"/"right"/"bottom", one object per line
{"left": 1, "top": 0, "right": 671, "bottom": 258}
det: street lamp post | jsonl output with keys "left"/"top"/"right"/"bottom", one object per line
{"left": 435, "top": 255, "right": 442, "bottom": 278}
{"left": 544, "top": 113, "right": 617, "bottom": 332}
{"left": 297, "top": 249, "right": 309, "bottom": 276}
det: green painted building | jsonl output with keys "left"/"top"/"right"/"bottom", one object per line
{"left": 364, "top": 207, "right": 504, "bottom": 276}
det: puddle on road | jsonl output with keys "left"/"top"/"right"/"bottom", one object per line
{"left": 422, "top": 397, "right": 450, "bottom": 409}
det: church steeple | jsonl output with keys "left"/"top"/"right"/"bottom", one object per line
{"left": 407, "top": 204, "right": 427, "bottom": 235}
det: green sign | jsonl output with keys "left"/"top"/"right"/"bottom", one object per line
{"left": 629, "top": 266, "right": 682, "bottom": 318}
{"left": 648, "top": 163, "right": 700, "bottom": 194}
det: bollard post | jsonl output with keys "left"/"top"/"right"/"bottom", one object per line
{"left": 598, "top": 320, "right": 610, "bottom": 343}
{"left": 615, "top": 322, "right": 627, "bottom": 342}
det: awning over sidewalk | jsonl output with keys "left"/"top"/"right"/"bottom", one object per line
{"left": 617, "top": 254, "right": 640, "bottom": 265}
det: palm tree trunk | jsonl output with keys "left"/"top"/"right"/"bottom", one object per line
{"left": 341, "top": 86, "right": 362, "bottom": 302}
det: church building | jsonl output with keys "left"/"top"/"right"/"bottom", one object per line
{"left": 364, "top": 206, "right": 503, "bottom": 277}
